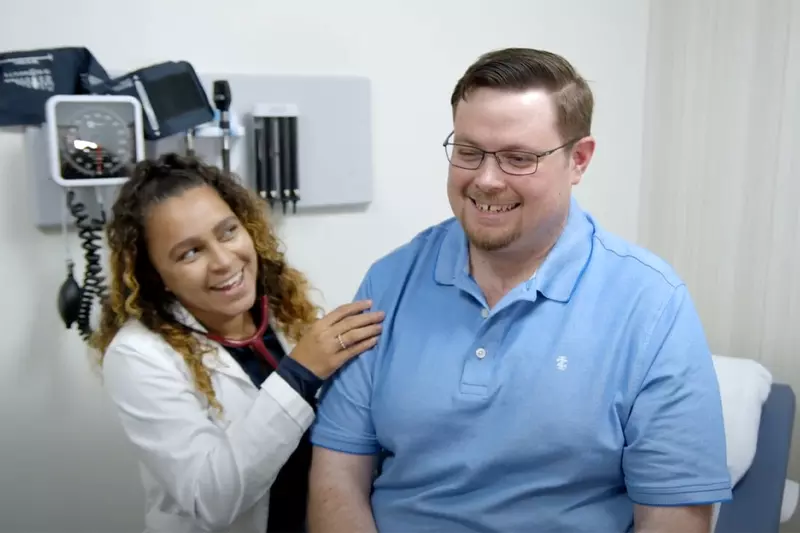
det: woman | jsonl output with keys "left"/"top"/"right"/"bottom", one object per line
{"left": 91, "top": 153, "right": 384, "bottom": 533}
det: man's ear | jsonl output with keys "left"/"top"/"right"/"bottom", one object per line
{"left": 569, "top": 136, "right": 596, "bottom": 185}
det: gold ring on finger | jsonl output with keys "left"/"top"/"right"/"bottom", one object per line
{"left": 337, "top": 333, "right": 347, "bottom": 350}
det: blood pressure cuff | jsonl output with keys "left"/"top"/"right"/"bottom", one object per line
{"left": 93, "top": 61, "right": 215, "bottom": 140}
{"left": 0, "top": 46, "right": 111, "bottom": 126}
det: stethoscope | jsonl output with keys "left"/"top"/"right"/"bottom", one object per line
{"left": 205, "top": 296, "right": 280, "bottom": 369}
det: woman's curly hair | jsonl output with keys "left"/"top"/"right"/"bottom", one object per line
{"left": 91, "top": 153, "right": 320, "bottom": 414}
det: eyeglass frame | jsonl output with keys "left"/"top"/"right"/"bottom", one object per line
{"left": 442, "top": 131, "right": 581, "bottom": 176}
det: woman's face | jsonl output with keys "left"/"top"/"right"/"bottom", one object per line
{"left": 143, "top": 185, "right": 259, "bottom": 332}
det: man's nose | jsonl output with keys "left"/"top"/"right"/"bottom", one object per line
{"left": 473, "top": 155, "right": 507, "bottom": 190}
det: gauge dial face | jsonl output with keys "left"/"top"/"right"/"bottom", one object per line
{"left": 59, "top": 108, "right": 133, "bottom": 178}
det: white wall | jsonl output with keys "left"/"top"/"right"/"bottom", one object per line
{"left": 0, "top": 1, "right": 649, "bottom": 531}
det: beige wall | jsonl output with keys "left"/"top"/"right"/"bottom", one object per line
{"left": 638, "top": 0, "right": 800, "bottom": 529}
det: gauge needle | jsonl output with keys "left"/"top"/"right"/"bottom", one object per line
{"left": 95, "top": 146, "right": 103, "bottom": 175}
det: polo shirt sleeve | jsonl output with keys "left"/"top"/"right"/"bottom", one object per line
{"left": 622, "top": 284, "right": 733, "bottom": 507}
{"left": 309, "top": 274, "right": 382, "bottom": 456}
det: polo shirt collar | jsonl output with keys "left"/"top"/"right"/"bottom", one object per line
{"left": 434, "top": 196, "right": 595, "bottom": 303}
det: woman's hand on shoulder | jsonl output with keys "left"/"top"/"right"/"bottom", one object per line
{"left": 288, "top": 300, "right": 384, "bottom": 379}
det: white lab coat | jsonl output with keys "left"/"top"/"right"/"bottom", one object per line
{"left": 101, "top": 303, "right": 314, "bottom": 533}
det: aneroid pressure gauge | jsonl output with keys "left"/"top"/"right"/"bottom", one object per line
{"left": 45, "top": 94, "right": 145, "bottom": 187}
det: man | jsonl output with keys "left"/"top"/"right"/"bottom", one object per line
{"left": 307, "top": 48, "right": 732, "bottom": 533}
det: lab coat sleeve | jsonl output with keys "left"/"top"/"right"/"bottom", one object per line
{"left": 101, "top": 337, "right": 314, "bottom": 530}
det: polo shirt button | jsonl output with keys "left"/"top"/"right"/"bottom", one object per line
{"left": 475, "top": 347, "right": 486, "bottom": 359}
{"left": 481, "top": 308, "right": 489, "bottom": 318}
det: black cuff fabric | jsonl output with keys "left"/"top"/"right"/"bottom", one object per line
{"left": 275, "top": 357, "right": 323, "bottom": 405}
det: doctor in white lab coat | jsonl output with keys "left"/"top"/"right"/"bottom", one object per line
{"left": 91, "top": 153, "right": 384, "bottom": 533}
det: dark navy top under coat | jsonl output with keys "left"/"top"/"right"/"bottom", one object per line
{"left": 224, "top": 324, "right": 322, "bottom": 533}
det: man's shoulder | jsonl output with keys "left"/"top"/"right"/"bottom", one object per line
{"left": 582, "top": 220, "right": 694, "bottom": 334}
{"left": 590, "top": 223, "right": 684, "bottom": 291}
{"left": 363, "top": 217, "right": 458, "bottom": 282}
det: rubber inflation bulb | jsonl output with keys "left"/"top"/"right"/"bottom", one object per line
{"left": 58, "top": 263, "right": 82, "bottom": 328}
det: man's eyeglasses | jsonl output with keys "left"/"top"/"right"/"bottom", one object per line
{"left": 442, "top": 131, "right": 578, "bottom": 176}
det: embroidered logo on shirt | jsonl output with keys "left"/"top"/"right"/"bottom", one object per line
{"left": 555, "top": 356, "right": 568, "bottom": 371}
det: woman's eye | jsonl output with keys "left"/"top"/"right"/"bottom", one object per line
{"left": 221, "top": 226, "right": 237, "bottom": 240}
{"left": 180, "top": 248, "right": 198, "bottom": 261}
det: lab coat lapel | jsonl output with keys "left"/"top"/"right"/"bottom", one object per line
{"left": 204, "top": 345, "right": 255, "bottom": 387}
{"left": 272, "top": 324, "right": 294, "bottom": 358}
{"left": 169, "top": 302, "right": 254, "bottom": 387}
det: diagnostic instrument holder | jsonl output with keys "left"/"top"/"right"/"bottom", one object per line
{"left": 253, "top": 103, "right": 300, "bottom": 214}
{"left": 29, "top": 71, "right": 373, "bottom": 231}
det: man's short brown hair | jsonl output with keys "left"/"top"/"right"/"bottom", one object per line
{"left": 450, "top": 48, "right": 593, "bottom": 143}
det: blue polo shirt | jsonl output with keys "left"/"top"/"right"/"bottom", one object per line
{"left": 311, "top": 198, "right": 732, "bottom": 532}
